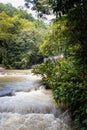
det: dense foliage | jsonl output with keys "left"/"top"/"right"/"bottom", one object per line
{"left": 33, "top": 58, "right": 87, "bottom": 130}
{"left": 32, "top": 1, "right": 87, "bottom": 129}
{"left": 40, "top": 16, "right": 67, "bottom": 56}
{"left": 0, "top": 3, "right": 48, "bottom": 69}
{"left": 25, "top": 0, "right": 83, "bottom": 17}
{"left": 0, "top": 1, "right": 87, "bottom": 130}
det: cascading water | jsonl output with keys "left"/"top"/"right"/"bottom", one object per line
{"left": 0, "top": 70, "right": 74, "bottom": 130}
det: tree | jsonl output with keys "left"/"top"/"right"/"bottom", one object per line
{"left": 0, "top": 3, "right": 49, "bottom": 68}
{"left": 15, "top": 6, "right": 34, "bottom": 21}
{"left": 30, "top": 0, "right": 87, "bottom": 129}
{"left": 25, "top": 0, "right": 84, "bottom": 17}
{"left": 0, "top": 3, "right": 16, "bottom": 17}
{"left": 40, "top": 16, "right": 67, "bottom": 56}
{"left": 5, "top": 26, "right": 45, "bottom": 69}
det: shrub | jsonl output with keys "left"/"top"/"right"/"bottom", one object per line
{"left": 32, "top": 59, "right": 87, "bottom": 130}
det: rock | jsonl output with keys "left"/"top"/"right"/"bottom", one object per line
{"left": 59, "top": 110, "right": 72, "bottom": 126}
{"left": 0, "top": 89, "right": 14, "bottom": 97}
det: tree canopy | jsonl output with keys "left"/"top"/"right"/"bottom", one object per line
{"left": 0, "top": 3, "right": 49, "bottom": 68}
{"left": 31, "top": 0, "right": 87, "bottom": 130}
{"left": 25, "top": 0, "right": 84, "bottom": 17}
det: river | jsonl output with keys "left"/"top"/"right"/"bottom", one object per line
{"left": 0, "top": 69, "right": 74, "bottom": 130}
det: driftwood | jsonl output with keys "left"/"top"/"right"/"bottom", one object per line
{"left": 0, "top": 89, "right": 14, "bottom": 97}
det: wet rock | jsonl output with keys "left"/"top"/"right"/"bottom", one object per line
{"left": 59, "top": 110, "right": 75, "bottom": 130}
{"left": 0, "top": 89, "right": 14, "bottom": 97}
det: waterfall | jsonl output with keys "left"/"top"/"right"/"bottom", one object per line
{"left": 0, "top": 70, "right": 74, "bottom": 130}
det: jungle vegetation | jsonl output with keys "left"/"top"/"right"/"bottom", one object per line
{"left": 0, "top": 3, "right": 49, "bottom": 69}
{"left": 0, "top": 1, "right": 87, "bottom": 129}
{"left": 27, "top": 0, "right": 87, "bottom": 129}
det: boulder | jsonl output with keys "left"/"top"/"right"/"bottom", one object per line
{"left": 0, "top": 89, "right": 14, "bottom": 97}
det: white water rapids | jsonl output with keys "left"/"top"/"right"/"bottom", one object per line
{"left": 0, "top": 70, "right": 74, "bottom": 130}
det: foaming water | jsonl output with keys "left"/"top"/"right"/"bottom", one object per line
{"left": 0, "top": 69, "right": 73, "bottom": 130}
{"left": 0, "top": 90, "right": 60, "bottom": 115}
{"left": 0, "top": 70, "right": 41, "bottom": 91}
{"left": 0, "top": 113, "right": 71, "bottom": 130}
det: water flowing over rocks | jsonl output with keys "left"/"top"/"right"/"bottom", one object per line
{"left": 0, "top": 70, "right": 74, "bottom": 130}
{"left": 0, "top": 90, "right": 59, "bottom": 115}
{"left": 0, "top": 113, "right": 71, "bottom": 130}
